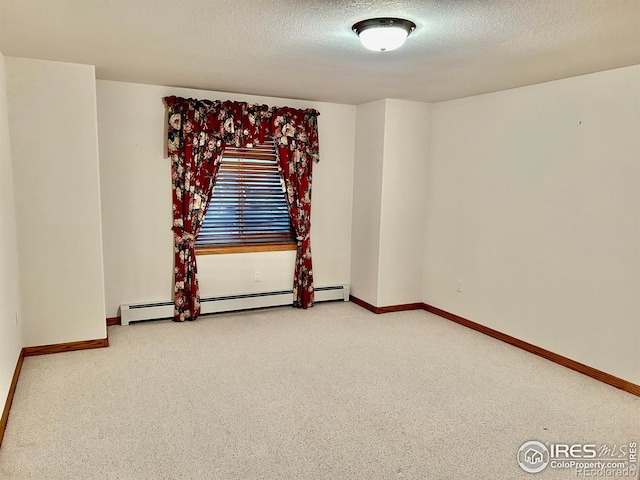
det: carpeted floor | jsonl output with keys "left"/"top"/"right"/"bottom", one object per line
{"left": 0, "top": 302, "right": 638, "bottom": 479}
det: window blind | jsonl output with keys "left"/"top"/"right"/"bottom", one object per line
{"left": 196, "top": 141, "right": 295, "bottom": 247}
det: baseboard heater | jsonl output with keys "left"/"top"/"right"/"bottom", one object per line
{"left": 120, "top": 285, "right": 350, "bottom": 326}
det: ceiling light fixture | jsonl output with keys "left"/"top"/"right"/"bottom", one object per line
{"left": 352, "top": 17, "right": 416, "bottom": 52}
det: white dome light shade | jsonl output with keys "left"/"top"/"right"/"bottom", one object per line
{"left": 352, "top": 18, "right": 416, "bottom": 52}
{"left": 358, "top": 26, "right": 408, "bottom": 52}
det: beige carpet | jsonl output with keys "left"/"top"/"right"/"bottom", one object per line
{"left": 0, "top": 302, "right": 638, "bottom": 479}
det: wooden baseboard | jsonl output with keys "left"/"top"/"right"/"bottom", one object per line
{"left": 106, "top": 316, "right": 120, "bottom": 326}
{"left": 378, "top": 302, "right": 424, "bottom": 314}
{"left": 349, "top": 295, "right": 423, "bottom": 314}
{"left": 421, "top": 304, "right": 640, "bottom": 397}
{"left": 349, "top": 295, "right": 640, "bottom": 397}
{"left": 349, "top": 295, "right": 379, "bottom": 313}
{"left": 0, "top": 350, "right": 24, "bottom": 449}
{"left": 22, "top": 337, "right": 109, "bottom": 357}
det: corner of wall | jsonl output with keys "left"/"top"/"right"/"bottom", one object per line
{"left": 0, "top": 49, "right": 25, "bottom": 419}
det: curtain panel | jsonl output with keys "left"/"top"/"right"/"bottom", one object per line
{"left": 164, "top": 96, "right": 320, "bottom": 321}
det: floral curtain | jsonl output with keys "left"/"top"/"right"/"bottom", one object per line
{"left": 272, "top": 110, "right": 319, "bottom": 308}
{"left": 164, "top": 96, "right": 320, "bottom": 321}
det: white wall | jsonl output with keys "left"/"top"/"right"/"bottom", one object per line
{"left": 350, "top": 99, "right": 431, "bottom": 307}
{"left": 350, "top": 100, "right": 386, "bottom": 306}
{"left": 424, "top": 65, "right": 640, "bottom": 384}
{"left": 6, "top": 57, "right": 107, "bottom": 346}
{"left": 378, "top": 100, "right": 430, "bottom": 306}
{"left": 0, "top": 51, "right": 22, "bottom": 412}
{"left": 96, "top": 80, "right": 355, "bottom": 317}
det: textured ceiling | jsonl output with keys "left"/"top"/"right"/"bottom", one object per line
{"left": 0, "top": 0, "right": 639, "bottom": 104}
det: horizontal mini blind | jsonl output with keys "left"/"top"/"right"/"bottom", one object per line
{"left": 196, "top": 141, "right": 295, "bottom": 247}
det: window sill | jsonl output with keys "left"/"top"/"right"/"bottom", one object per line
{"left": 195, "top": 243, "right": 297, "bottom": 255}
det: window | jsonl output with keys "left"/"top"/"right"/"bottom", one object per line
{"left": 196, "top": 141, "right": 296, "bottom": 254}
